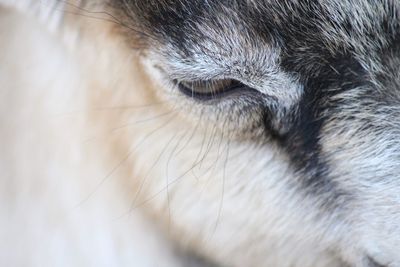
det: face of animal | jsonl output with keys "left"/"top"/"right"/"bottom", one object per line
{"left": 84, "top": 1, "right": 400, "bottom": 266}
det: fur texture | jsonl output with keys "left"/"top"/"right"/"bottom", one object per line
{"left": 1, "top": 0, "right": 400, "bottom": 266}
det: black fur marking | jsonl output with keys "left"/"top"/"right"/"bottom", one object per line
{"left": 279, "top": 52, "right": 368, "bottom": 195}
{"left": 116, "top": 0, "right": 398, "bottom": 200}
{"left": 245, "top": 2, "right": 370, "bottom": 196}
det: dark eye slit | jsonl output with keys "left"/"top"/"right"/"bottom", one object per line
{"left": 174, "top": 79, "right": 258, "bottom": 100}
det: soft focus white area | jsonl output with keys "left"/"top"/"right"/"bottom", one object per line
{"left": 0, "top": 4, "right": 185, "bottom": 267}
{"left": 0, "top": 0, "right": 64, "bottom": 30}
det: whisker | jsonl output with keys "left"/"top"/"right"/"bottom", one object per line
{"left": 108, "top": 111, "right": 176, "bottom": 132}
{"left": 174, "top": 112, "right": 203, "bottom": 157}
{"left": 53, "top": 102, "right": 168, "bottom": 118}
{"left": 128, "top": 131, "right": 180, "bottom": 214}
{"left": 81, "top": 109, "right": 179, "bottom": 144}
{"left": 73, "top": 145, "right": 135, "bottom": 208}
{"left": 74, "top": 115, "right": 176, "bottom": 208}
{"left": 213, "top": 136, "right": 231, "bottom": 238}
{"left": 165, "top": 128, "right": 192, "bottom": 230}
{"left": 56, "top": 0, "right": 154, "bottom": 41}
{"left": 197, "top": 130, "right": 226, "bottom": 183}
{"left": 196, "top": 121, "right": 219, "bottom": 170}
{"left": 130, "top": 154, "right": 209, "bottom": 211}
{"left": 191, "top": 118, "right": 211, "bottom": 179}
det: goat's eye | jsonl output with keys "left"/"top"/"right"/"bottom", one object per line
{"left": 177, "top": 79, "right": 244, "bottom": 99}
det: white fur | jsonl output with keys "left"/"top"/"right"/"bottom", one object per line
{"left": 2, "top": 1, "right": 400, "bottom": 267}
{"left": 0, "top": 6, "right": 188, "bottom": 267}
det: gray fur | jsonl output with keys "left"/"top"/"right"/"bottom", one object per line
{"left": 2, "top": 0, "right": 400, "bottom": 266}
{"left": 108, "top": 1, "right": 400, "bottom": 266}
